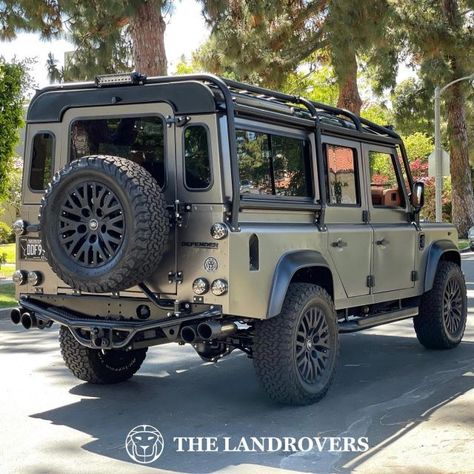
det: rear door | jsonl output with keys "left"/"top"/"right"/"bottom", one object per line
{"left": 363, "top": 143, "right": 416, "bottom": 293}
{"left": 61, "top": 102, "right": 179, "bottom": 294}
{"left": 323, "top": 135, "right": 373, "bottom": 298}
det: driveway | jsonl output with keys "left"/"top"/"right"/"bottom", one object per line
{"left": 1, "top": 256, "right": 474, "bottom": 473}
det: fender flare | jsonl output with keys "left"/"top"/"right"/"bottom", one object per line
{"left": 267, "top": 250, "right": 332, "bottom": 318}
{"left": 424, "top": 240, "right": 461, "bottom": 292}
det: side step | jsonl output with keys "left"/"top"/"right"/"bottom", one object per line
{"left": 339, "top": 306, "right": 418, "bottom": 333}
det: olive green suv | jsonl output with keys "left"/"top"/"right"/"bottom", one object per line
{"left": 10, "top": 73, "right": 467, "bottom": 405}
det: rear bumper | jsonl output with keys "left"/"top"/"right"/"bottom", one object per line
{"left": 18, "top": 297, "right": 221, "bottom": 350}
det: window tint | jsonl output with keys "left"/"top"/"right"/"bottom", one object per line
{"left": 325, "top": 144, "right": 359, "bottom": 205}
{"left": 369, "top": 151, "right": 405, "bottom": 207}
{"left": 70, "top": 116, "right": 165, "bottom": 186}
{"left": 236, "top": 129, "right": 312, "bottom": 197}
{"left": 30, "top": 133, "right": 54, "bottom": 190}
{"left": 184, "top": 125, "right": 211, "bottom": 189}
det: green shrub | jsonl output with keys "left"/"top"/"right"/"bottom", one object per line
{"left": 0, "top": 222, "right": 14, "bottom": 244}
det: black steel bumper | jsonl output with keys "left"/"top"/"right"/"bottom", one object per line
{"left": 19, "top": 297, "right": 221, "bottom": 350}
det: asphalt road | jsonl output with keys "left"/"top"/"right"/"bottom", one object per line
{"left": 1, "top": 256, "right": 474, "bottom": 474}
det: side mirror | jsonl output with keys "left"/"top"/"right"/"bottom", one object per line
{"left": 411, "top": 181, "right": 425, "bottom": 212}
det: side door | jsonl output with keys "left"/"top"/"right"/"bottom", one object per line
{"left": 363, "top": 143, "right": 416, "bottom": 293}
{"left": 323, "top": 136, "right": 373, "bottom": 298}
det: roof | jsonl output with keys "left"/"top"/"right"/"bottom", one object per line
{"left": 26, "top": 73, "right": 401, "bottom": 144}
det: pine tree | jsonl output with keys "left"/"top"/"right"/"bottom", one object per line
{"left": 394, "top": 0, "right": 474, "bottom": 236}
{"left": 199, "top": 0, "right": 399, "bottom": 115}
{"left": 0, "top": 0, "right": 171, "bottom": 80}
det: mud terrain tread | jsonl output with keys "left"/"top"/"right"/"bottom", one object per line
{"left": 252, "top": 283, "right": 339, "bottom": 405}
{"left": 414, "top": 260, "right": 467, "bottom": 349}
{"left": 59, "top": 326, "right": 147, "bottom": 384}
{"left": 40, "top": 155, "right": 168, "bottom": 293}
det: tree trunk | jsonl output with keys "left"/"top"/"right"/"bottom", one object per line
{"left": 446, "top": 83, "right": 474, "bottom": 237}
{"left": 128, "top": 0, "right": 167, "bottom": 76}
{"left": 336, "top": 52, "right": 362, "bottom": 116}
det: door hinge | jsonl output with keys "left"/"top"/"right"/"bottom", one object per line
{"left": 411, "top": 270, "right": 418, "bottom": 282}
{"left": 362, "top": 210, "right": 370, "bottom": 224}
{"left": 165, "top": 115, "right": 191, "bottom": 127}
{"left": 168, "top": 271, "right": 183, "bottom": 285}
{"left": 167, "top": 200, "right": 192, "bottom": 227}
{"left": 367, "top": 275, "right": 375, "bottom": 288}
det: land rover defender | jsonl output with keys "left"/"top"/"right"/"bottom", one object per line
{"left": 10, "top": 73, "right": 467, "bottom": 405}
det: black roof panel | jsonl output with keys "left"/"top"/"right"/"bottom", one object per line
{"left": 27, "top": 81, "right": 217, "bottom": 123}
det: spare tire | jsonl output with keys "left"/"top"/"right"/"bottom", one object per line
{"left": 40, "top": 155, "right": 169, "bottom": 293}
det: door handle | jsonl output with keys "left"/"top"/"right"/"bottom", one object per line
{"left": 331, "top": 238, "right": 347, "bottom": 248}
{"left": 376, "top": 238, "right": 389, "bottom": 246}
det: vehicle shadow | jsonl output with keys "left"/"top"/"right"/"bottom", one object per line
{"left": 31, "top": 318, "right": 474, "bottom": 473}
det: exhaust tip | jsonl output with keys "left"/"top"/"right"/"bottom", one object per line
{"left": 197, "top": 322, "right": 213, "bottom": 341}
{"left": 181, "top": 326, "right": 197, "bottom": 343}
{"left": 21, "top": 312, "right": 36, "bottom": 330}
{"left": 10, "top": 308, "right": 21, "bottom": 325}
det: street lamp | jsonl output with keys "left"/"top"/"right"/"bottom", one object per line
{"left": 434, "top": 72, "right": 474, "bottom": 222}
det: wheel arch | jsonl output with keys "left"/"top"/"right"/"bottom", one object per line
{"left": 267, "top": 250, "right": 333, "bottom": 318}
{"left": 424, "top": 239, "right": 461, "bottom": 292}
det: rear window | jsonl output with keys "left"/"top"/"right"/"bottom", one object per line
{"left": 30, "top": 132, "right": 54, "bottom": 191}
{"left": 69, "top": 116, "right": 165, "bottom": 187}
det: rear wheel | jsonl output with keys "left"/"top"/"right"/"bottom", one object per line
{"left": 252, "top": 283, "right": 339, "bottom": 405}
{"left": 414, "top": 261, "right": 467, "bottom": 349}
{"left": 59, "top": 326, "right": 147, "bottom": 384}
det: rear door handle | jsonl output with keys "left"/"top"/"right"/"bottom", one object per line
{"left": 376, "top": 238, "right": 389, "bottom": 246}
{"left": 331, "top": 238, "right": 347, "bottom": 248}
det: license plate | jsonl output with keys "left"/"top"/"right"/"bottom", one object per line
{"left": 19, "top": 237, "right": 46, "bottom": 260}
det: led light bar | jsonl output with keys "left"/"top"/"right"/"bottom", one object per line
{"left": 95, "top": 72, "right": 147, "bottom": 87}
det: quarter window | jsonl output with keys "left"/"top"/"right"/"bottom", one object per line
{"left": 30, "top": 132, "right": 54, "bottom": 191}
{"left": 325, "top": 144, "right": 359, "bottom": 205}
{"left": 369, "top": 151, "right": 405, "bottom": 207}
{"left": 236, "top": 129, "right": 312, "bottom": 198}
{"left": 70, "top": 116, "right": 165, "bottom": 187}
{"left": 184, "top": 125, "right": 211, "bottom": 189}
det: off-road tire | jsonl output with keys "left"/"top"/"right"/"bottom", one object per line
{"left": 40, "top": 155, "right": 168, "bottom": 293}
{"left": 252, "top": 283, "right": 339, "bottom": 405}
{"left": 414, "top": 261, "right": 467, "bottom": 349}
{"left": 59, "top": 326, "right": 147, "bottom": 383}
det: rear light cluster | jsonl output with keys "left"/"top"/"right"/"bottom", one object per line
{"left": 13, "top": 270, "right": 42, "bottom": 286}
{"left": 192, "top": 278, "right": 228, "bottom": 296}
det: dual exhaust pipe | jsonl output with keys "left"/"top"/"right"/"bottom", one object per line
{"left": 10, "top": 308, "right": 51, "bottom": 330}
{"left": 181, "top": 320, "right": 237, "bottom": 344}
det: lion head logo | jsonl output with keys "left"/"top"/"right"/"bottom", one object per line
{"left": 125, "top": 425, "right": 164, "bottom": 464}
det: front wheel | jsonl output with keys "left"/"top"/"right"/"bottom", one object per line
{"left": 414, "top": 261, "right": 467, "bottom": 349}
{"left": 59, "top": 326, "right": 147, "bottom": 383}
{"left": 252, "top": 283, "right": 339, "bottom": 405}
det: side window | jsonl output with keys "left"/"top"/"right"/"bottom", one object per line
{"left": 369, "top": 151, "right": 406, "bottom": 208}
{"left": 70, "top": 116, "right": 165, "bottom": 187}
{"left": 236, "top": 129, "right": 312, "bottom": 198}
{"left": 184, "top": 125, "right": 211, "bottom": 189}
{"left": 325, "top": 144, "right": 359, "bottom": 205}
{"left": 30, "top": 132, "right": 54, "bottom": 191}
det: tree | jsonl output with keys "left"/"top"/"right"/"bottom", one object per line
{"left": 393, "top": 0, "right": 474, "bottom": 236}
{"left": 0, "top": 1, "right": 172, "bottom": 80}
{"left": 0, "top": 58, "right": 26, "bottom": 200}
{"left": 199, "top": 0, "right": 400, "bottom": 115}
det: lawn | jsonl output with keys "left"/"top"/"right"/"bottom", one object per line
{"left": 0, "top": 283, "right": 16, "bottom": 308}
{"left": 458, "top": 239, "right": 470, "bottom": 251}
{"left": 0, "top": 243, "right": 15, "bottom": 263}
{"left": 0, "top": 243, "right": 15, "bottom": 279}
